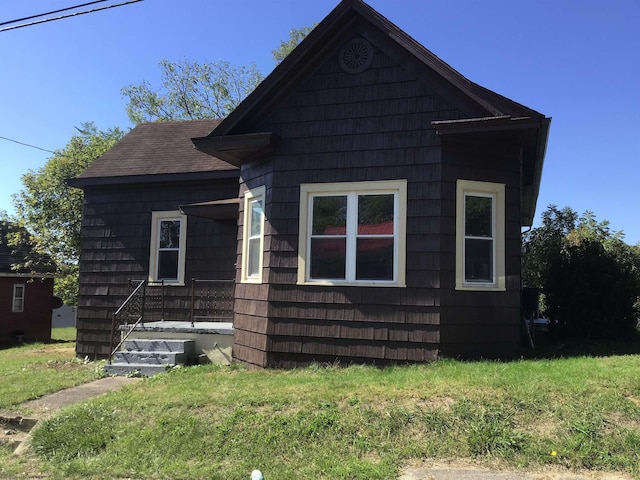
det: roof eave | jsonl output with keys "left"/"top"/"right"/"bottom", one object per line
{"left": 66, "top": 169, "right": 240, "bottom": 189}
{"left": 191, "top": 132, "right": 278, "bottom": 167}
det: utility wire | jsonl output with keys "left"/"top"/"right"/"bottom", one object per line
{"left": 0, "top": 136, "right": 55, "bottom": 154}
{"left": 0, "top": 0, "right": 111, "bottom": 27}
{"left": 0, "top": 0, "right": 144, "bottom": 33}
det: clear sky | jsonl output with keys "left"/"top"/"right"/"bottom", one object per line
{"left": 1, "top": 0, "right": 639, "bottom": 243}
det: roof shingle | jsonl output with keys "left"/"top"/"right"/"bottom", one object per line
{"left": 73, "top": 119, "right": 237, "bottom": 183}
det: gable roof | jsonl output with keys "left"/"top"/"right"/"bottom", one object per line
{"left": 0, "top": 222, "right": 55, "bottom": 276}
{"left": 193, "top": 0, "right": 550, "bottom": 226}
{"left": 198, "top": 0, "right": 548, "bottom": 139}
{"left": 69, "top": 119, "right": 238, "bottom": 188}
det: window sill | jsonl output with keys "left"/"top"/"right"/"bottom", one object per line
{"left": 297, "top": 280, "right": 406, "bottom": 288}
{"left": 456, "top": 283, "right": 506, "bottom": 292}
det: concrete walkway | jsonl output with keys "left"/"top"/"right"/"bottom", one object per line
{"left": 401, "top": 462, "right": 630, "bottom": 480}
{"left": 0, "top": 376, "right": 142, "bottom": 455}
{"left": 20, "top": 376, "right": 142, "bottom": 415}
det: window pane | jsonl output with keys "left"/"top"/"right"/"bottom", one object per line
{"left": 250, "top": 199, "right": 263, "bottom": 237}
{"left": 159, "top": 220, "right": 181, "bottom": 248}
{"left": 465, "top": 238, "right": 493, "bottom": 282}
{"left": 247, "top": 238, "right": 261, "bottom": 277}
{"left": 356, "top": 238, "right": 394, "bottom": 280}
{"left": 312, "top": 196, "right": 347, "bottom": 235}
{"left": 465, "top": 196, "right": 492, "bottom": 237}
{"left": 310, "top": 238, "right": 346, "bottom": 279}
{"left": 358, "top": 194, "right": 394, "bottom": 234}
{"left": 158, "top": 250, "right": 179, "bottom": 280}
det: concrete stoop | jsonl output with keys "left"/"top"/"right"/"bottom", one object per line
{"left": 104, "top": 338, "right": 195, "bottom": 377}
{"left": 0, "top": 414, "right": 38, "bottom": 450}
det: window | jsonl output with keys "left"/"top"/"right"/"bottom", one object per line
{"left": 149, "top": 211, "right": 187, "bottom": 285}
{"left": 241, "top": 186, "right": 265, "bottom": 283}
{"left": 12, "top": 284, "right": 25, "bottom": 313}
{"left": 456, "top": 179, "right": 505, "bottom": 291}
{"left": 298, "top": 180, "right": 407, "bottom": 286}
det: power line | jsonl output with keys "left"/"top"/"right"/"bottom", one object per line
{"left": 0, "top": 136, "right": 55, "bottom": 154}
{"left": 0, "top": 0, "right": 111, "bottom": 27}
{"left": 0, "top": 0, "right": 144, "bottom": 33}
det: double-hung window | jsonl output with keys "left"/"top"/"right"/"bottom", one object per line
{"left": 149, "top": 211, "right": 187, "bottom": 285}
{"left": 241, "top": 186, "right": 265, "bottom": 283}
{"left": 12, "top": 284, "right": 25, "bottom": 313}
{"left": 456, "top": 179, "right": 505, "bottom": 291}
{"left": 298, "top": 180, "right": 406, "bottom": 286}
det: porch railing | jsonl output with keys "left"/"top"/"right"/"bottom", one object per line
{"left": 109, "top": 278, "right": 235, "bottom": 363}
{"left": 189, "top": 279, "right": 234, "bottom": 326}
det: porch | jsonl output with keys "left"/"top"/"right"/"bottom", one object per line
{"left": 107, "top": 279, "right": 235, "bottom": 375}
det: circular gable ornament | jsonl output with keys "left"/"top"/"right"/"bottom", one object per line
{"left": 339, "top": 38, "right": 373, "bottom": 74}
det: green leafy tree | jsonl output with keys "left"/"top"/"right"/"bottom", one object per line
{"left": 272, "top": 25, "right": 315, "bottom": 64}
{"left": 11, "top": 123, "right": 125, "bottom": 304}
{"left": 523, "top": 205, "right": 640, "bottom": 339}
{"left": 121, "top": 59, "right": 263, "bottom": 124}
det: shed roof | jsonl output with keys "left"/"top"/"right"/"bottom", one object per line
{"left": 69, "top": 119, "right": 238, "bottom": 188}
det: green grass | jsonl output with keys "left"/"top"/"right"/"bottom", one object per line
{"left": 5, "top": 355, "right": 638, "bottom": 479}
{"left": 51, "top": 327, "right": 77, "bottom": 342}
{"left": 0, "top": 329, "right": 104, "bottom": 410}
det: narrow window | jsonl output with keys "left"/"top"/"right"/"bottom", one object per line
{"left": 149, "top": 211, "right": 187, "bottom": 285}
{"left": 456, "top": 180, "right": 505, "bottom": 291}
{"left": 299, "top": 180, "right": 406, "bottom": 286}
{"left": 12, "top": 284, "right": 25, "bottom": 313}
{"left": 242, "top": 186, "right": 265, "bottom": 283}
{"left": 464, "top": 194, "right": 494, "bottom": 283}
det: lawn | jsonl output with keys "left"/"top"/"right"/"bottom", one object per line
{"left": 1, "top": 345, "right": 639, "bottom": 479}
{"left": 0, "top": 328, "right": 102, "bottom": 410}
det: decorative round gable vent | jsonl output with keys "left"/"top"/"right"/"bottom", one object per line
{"left": 339, "top": 38, "right": 373, "bottom": 74}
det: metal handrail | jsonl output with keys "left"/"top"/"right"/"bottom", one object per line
{"left": 109, "top": 279, "right": 147, "bottom": 364}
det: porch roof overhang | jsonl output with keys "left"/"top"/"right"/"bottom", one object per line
{"left": 179, "top": 198, "right": 240, "bottom": 220}
{"left": 191, "top": 132, "right": 278, "bottom": 167}
{"left": 433, "top": 115, "right": 551, "bottom": 227}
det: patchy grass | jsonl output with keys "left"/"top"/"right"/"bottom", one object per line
{"left": 14, "top": 355, "right": 640, "bottom": 479}
{"left": 0, "top": 336, "right": 104, "bottom": 411}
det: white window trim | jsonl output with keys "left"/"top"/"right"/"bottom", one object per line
{"left": 12, "top": 284, "right": 25, "bottom": 313}
{"left": 149, "top": 211, "right": 187, "bottom": 286}
{"left": 455, "top": 179, "right": 505, "bottom": 291}
{"left": 241, "top": 186, "right": 266, "bottom": 284}
{"left": 298, "top": 180, "right": 407, "bottom": 287}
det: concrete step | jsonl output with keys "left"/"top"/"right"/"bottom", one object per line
{"left": 0, "top": 414, "right": 38, "bottom": 451}
{"left": 112, "top": 350, "right": 188, "bottom": 365}
{"left": 106, "top": 338, "right": 196, "bottom": 377}
{"left": 123, "top": 339, "right": 195, "bottom": 354}
{"left": 104, "top": 363, "right": 171, "bottom": 377}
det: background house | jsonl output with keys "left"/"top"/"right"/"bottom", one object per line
{"left": 71, "top": 0, "right": 550, "bottom": 365}
{"left": 0, "top": 222, "right": 55, "bottom": 344}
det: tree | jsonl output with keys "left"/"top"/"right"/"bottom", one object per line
{"left": 121, "top": 59, "right": 263, "bottom": 124}
{"left": 272, "top": 25, "right": 315, "bottom": 64}
{"left": 11, "top": 123, "right": 125, "bottom": 304}
{"left": 523, "top": 205, "right": 640, "bottom": 339}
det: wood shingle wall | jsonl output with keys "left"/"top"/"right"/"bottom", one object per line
{"left": 233, "top": 27, "right": 473, "bottom": 367}
{"left": 76, "top": 179, "right": 238, "bottom": 358}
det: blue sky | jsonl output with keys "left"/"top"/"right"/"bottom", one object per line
{"left": 1, "top": 0, "right": 639, "bottom": 243}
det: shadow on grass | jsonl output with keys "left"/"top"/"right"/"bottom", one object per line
{"left": 523, "top": 332, "right": 640, "bottom": 359}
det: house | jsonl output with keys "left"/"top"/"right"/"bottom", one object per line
{"left": 0, "top": 222, "right": 56, "bottom": 344}
{"left": 69, "top": 0, "right": 550, "bottom": 366}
